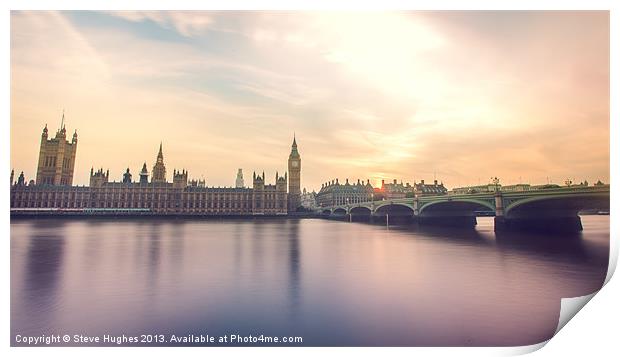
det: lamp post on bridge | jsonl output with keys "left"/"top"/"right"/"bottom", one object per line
{"left": 492, "top": 177, "right": 504, "bottom": 218}
{"left": 346, "top": 198, "right": 351, "bottom": 222}
{"left": 492, "top": 177, "right": 500, "bottom": 193}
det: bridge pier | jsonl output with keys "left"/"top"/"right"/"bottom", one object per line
{"left": 494, "top": 215, "right": 583, "bottom": 233}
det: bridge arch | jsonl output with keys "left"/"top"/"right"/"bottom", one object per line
{"left": 349, "top": 206, "right": 372, "bottom": 216}
{"left": 350, "top": 206, "right": 372, "bottom": 215}
{"left": 373, "top": 202, "right": 415, "bottom": 214}
{"left": 321, "top": 208, "right": 332, "bottom": 215}
{"left": 418, "top": 198, "right": 495, "bottom": 216}
{"left": 504, "top": 193, "right": 609, "bottom": 218}
{"left": 333, "top": 207, "right": 347, "bottom": 216}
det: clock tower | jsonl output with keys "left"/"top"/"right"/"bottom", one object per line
{"left": 288, "top": 134, "right": 301, "bottom": 212}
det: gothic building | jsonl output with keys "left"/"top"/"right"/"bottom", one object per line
{"left": 35, "top": 114, "right": 78, "bottom": 186}
{"left": 287, "top": 135, "right": 301, "bottom": 212}
{"left": 11, "top": 132, "right": 299, "bottom": 216}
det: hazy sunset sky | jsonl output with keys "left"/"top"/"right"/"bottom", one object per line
{"left": 10, "top": 11, "right": 609, "bottom": 190}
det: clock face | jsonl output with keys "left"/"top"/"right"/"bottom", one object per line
{"left": 291, "top": 161, "right": 299, "bottom": 168}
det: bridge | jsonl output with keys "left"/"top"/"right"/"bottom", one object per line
{"left": 318, "top": 185, "right": 610, "bottom": 233}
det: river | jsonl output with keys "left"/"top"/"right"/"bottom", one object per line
{"left": 10, "top": 216, "right": 609, "bottom": 346}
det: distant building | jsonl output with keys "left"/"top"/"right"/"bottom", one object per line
{"left": 12, "top": 138, "right": 295, "bottom": 216}
{"left": 235, "top": 169, "right": 244, "bottom": 188}
{"left": 411, "top": 179, "right": 448, "bottom": 196}
{"left": 35, "top": 114, "right": 78, "bottom": 186}
{"left": 380, "top": 179, "right": 414, "bottom": 199}
{"left": 316, "top": 178, "right": 374, "bottom": 207}
{"left": 300, "top": 188, "right": 317, "bottom": 210}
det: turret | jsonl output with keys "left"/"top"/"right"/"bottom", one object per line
{"left": 17, "top": 171, "right": 25, "bottom": 186}
{"left": 122, "top": 168, "right": 132, "bottom": 184}
{"left": 173, "top": 168, "right": 188, "bottom": 189}
{"left": 72, "top": 130, "right": 78, "bottom": 144}
{"left": 235, "top": 168, "right": 244, "bottom": 188}
{"left": 139, "top": 162, "right": 149, "bottom": 185}
{"left": 253, "top": 170, "right": 265, "bottom": 190}
{"left": 89, "top": 167, "right": 109, "bottom": 187}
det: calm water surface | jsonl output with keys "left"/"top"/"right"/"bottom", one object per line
{"left": 10, "top": 216, "right": 609, "bottom": 346}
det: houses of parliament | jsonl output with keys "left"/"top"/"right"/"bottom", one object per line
{"left": 10, "top": 122, "right": 302, "bottom": 216}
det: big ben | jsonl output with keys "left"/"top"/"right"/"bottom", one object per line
{"left": 288, "top": 135, "right": 301, "bottom": 212}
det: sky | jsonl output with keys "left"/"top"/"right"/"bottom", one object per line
{"left": 10, "top": 11, "right": 609, "bottom": 190}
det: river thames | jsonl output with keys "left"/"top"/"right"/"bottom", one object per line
{"left": 10, "top": 216, "right": 609, "bottom": 346}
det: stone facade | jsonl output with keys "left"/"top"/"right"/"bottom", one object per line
{"left": 316, "top": 178, "right": 374, "bottom": 207}
{"left": 35, "top": 119, "right": 78, "bottom": 186}
{"left": 12, "top": 132, "right": 295, "bottom": 216}
{"left": 11, "top": 171, "right": 288, "bottom": 216}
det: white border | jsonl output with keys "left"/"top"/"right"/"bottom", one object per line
{"left": 3, "top": 1, "right": 618, "bottom": 356}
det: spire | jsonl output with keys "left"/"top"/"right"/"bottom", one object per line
{"left": 61, "top": 109, "right": 65, "bottom": 129}
{"left": 158, "top": 142, "right": 163, "bottom": 158}
{"left": 289, "top": 133, "right": 299, "bottom": 157}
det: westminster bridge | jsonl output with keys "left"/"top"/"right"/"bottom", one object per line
{"left": 318, "top": 185, "right": 610, "bottom": 232}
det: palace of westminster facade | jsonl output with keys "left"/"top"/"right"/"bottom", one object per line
{"left": 10, "top": 123, "right": 302, "bottom": 215}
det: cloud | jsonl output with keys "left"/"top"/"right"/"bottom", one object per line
{"left": 10, "top": 11, "right": 609, "bottom": 190}
{"left": 108, "top": 11, "right": 214, "bottom": 37}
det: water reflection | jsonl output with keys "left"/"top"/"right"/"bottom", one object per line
{"left": 287, "top": 220, "right": 301, "bottom": 319}
{"left": 10, "top": 216, "right": 609, "bottom": 346}
{"left": 17, "top": 220, "right": 67, "bottom": 334}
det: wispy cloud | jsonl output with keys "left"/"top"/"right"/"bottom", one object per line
{"left": 108, "top": 11, "right": 214, "bottom": 37}
{"left": 11, "top": 11, "right": 609, "bottom": 189}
